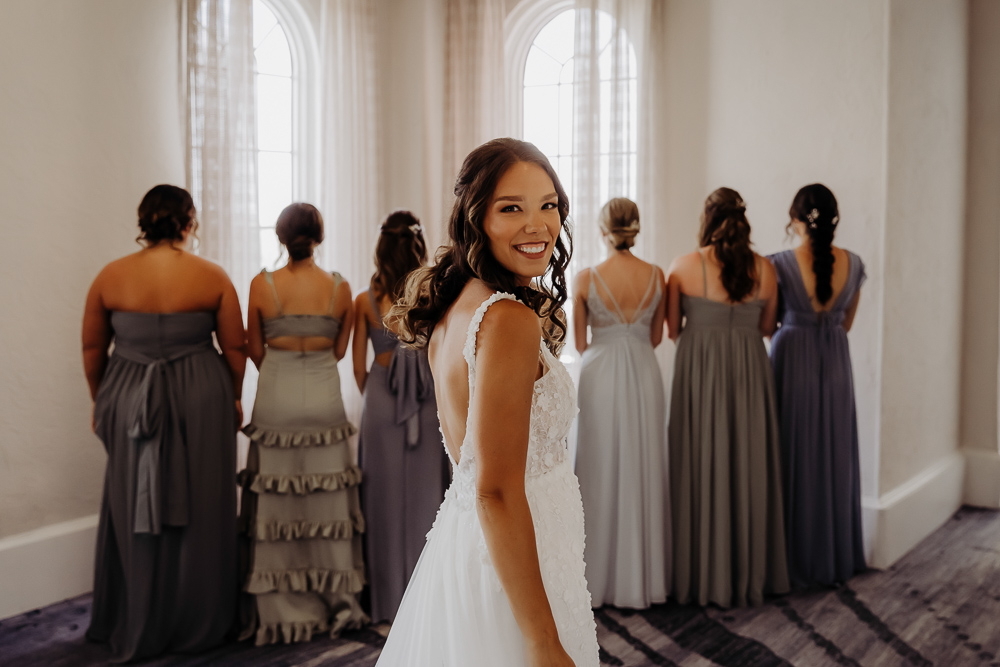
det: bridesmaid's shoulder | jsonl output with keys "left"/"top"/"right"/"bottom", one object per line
{"left": 666, "top": 250, "right": 702, "bottom": 276}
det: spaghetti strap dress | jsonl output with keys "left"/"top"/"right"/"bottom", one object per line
{"left": 575, "top": 267, "right": 670, "bottom": 608}
{"left": 358, "top": 289, "right": 448, "bottom": 623}
{"left": 238, "top": 270, "right": 367, "bottom": 645}
{"left": 668, "top": 256, "right": 790, "bottom": 607}
{"left": 769, "top": 249, "right": 867, "bottom": 587}
{"left": 87, "top": 311, "right": 238, "bottom": 663}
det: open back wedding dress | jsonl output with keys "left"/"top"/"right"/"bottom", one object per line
{"left": 375, "top": 293, "right": 600, "bottom": 666}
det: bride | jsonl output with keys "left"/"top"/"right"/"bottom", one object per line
{"left": 378, "top": 138, "right": 599, "bottom": 667}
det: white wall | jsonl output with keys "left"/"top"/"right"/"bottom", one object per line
{"left": 961, "top": 0, "right": 1000, "bottom": 509}
{"left": 0, "top": 0, "right": 184, "bottom": 616}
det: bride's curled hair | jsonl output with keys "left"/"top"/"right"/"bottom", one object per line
{"left": 387, "top": 138, "right": 572, "bottom": 354}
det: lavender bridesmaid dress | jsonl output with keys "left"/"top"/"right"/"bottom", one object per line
{"left": 769, "top": 249, "right": 867, "bottom": 587}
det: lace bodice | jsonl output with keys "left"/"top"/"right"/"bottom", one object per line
{"left": 447, "top": 293, "right": 578, "bottom": 507}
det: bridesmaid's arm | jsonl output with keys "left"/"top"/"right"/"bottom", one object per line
{"left": 650, "top": 266, "right": 667, "bottom": 348}
{"left": 757, "top": 257, "right": 779, "bottom": 338}
{"left": 82, "top": 269, "right": 112, "bottom": 403}
{"left": 665, "top": 258, "right": 684, "bottom": 341}
{"left": 843, "top": 288, "right": 862, "bottom": 333}
{"left": 571, "top": 269, "right": 590, "bottom": 354}
{"left": 472, "top": 300, "right": 572, "bottom": 666}
{"left": 332, "top": 279, "right": 354, "bottom": 361}
{"left": 246, "top": 275, "right": 266, "bottom": 369}
{"left": 215, "top": 274, "right": 247, "bottom": 403}
{"left": 351, "top": 294, "right": 369, "bottom": 393}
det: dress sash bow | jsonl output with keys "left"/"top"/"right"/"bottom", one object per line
{"left": 386, "top": 347, "right": 435, "bottom": 447}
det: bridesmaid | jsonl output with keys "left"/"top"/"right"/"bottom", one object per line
{"left": 353, "top": 211, "right": 447, "bottom": 623}
{"left": 572, "top": 197, "right": 670, "bottom": 608}
{"left": 666, "top": 187, "right": 789, "bottom": 607}
{"left": 82, "top": 184, "right": 243, "bottom": 662}
{"left": 769, "top": 184, "right": 867, "bottom": 588}
{"left": 240, "top": 203, "right": 367, "bottom": 645}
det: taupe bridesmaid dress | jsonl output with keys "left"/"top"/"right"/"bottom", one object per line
{"left": 668, "top": 256, "right": 790, "bottom": 607}
{"left": 239, "top": 270, "right": 367, "bottom": 644}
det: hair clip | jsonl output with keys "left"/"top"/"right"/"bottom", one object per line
{"left": 625, "top": 219, "right": 639, "bottom": 230}
{"left": 409, "top": 223, "right": 423, "bottom": 235}
{"left": 831, "top": 215, "right": 840, "bottom": 226}
{"left": 806, "top": 208, "right": 820, "bottom": 224}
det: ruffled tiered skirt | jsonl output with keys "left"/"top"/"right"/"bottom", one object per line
{"left": 239, "top": 349, "right": 368, "bottom": 645}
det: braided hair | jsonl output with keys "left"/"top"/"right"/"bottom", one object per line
{"left": 699, "top": 187, "right": 757, "bottom": 302}
{"left": 788, "top": 184, "right": 839, "bottom": 305}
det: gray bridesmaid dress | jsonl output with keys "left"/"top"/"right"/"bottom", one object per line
{"left": 239, "top": 270, "right": 367, "bottom": 645}
{"left": 87, "top": 312, "right": 238, "bottom": 663}
{"left": 769, "top": 249, "right": 867, "bottom": 587}
{"left": 575, "top": 268, "right": 671, "bottom": 608}
{"left": 668, "top": 256, "right": 790, "bottom": 607}
{"left": 359, "top": 289, "right": 447, "bottom": 623}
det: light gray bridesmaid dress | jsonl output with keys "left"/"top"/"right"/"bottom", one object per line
{"left": 87, "top": 312, "right": 238, "bottom": 663}
{"left": 359, "top": 289, "right": 448, "bottom": 623}
{"left": 239, "top": 270, "right": 367, "bottom": 645}
{"left": 575, "top": 267, "right": 671, "bottom": 608}
{"left": 668, "top": 255, "right": 790, "bottom": 607}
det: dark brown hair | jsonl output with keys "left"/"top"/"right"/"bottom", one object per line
{"left": 137, "top": 184, "right": 196, "bottom": 246}
{"left": 699, "top": 187, "right": 757, "bottom": 303}
{"left": 276, "top": 203, "right": 324, "bottom": 261}
{"left": 388, "top": 138, "right": 572, "bottom": 353}
{"left": 372, "top": 210, "right": 428, "bottom": 301}
{"left": 599, "top": 197, "right": 640, "bottom": 250}
{"left": 788, "top": 184, "right": 839, "bottom": 305}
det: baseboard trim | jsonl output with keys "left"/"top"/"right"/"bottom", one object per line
{"left": 963, "top": 448, "right": 1000, "bottom": 508}
{"left": 0, "top": 514, "right": 98, "bottom": 620}
{"left": 862, "top": 452, "right": 965, "bottom": 569}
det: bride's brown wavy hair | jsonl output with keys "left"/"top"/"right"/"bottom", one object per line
{"left": 387, "top": 138, "right": 572, "bottom": 354}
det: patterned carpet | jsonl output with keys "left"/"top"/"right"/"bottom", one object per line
{"left": 2, "top": 507, "right": 998, "bottom": 666}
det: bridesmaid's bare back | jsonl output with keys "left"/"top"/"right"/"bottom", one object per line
{"left": 589, "top": 254, "right": 662, "bottom": 322}
{"left": 793, "top": 245, "right": 851, "bottom": 313}
{"left": 97, "top": 245, "right": 231, "bottom": 313}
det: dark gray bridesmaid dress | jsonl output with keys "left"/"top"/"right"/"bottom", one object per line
{"left": 358, "top": 289, "right": 447, "bottom": 623}
{"left": 668, "top": 256, "right": 790, "bottom": 607}
{"left": 769, "top": 249, "right": 867, "bottom": 587}
{"left": 87, "top": 311, "right": 238, "bottom": 663}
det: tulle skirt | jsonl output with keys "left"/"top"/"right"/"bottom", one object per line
{"left": 375, "top": 458, "right": 600, "bottom": 667}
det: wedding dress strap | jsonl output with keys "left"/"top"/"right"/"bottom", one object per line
{"left": 463, "top": 292, "right": 518, "bottom": 394}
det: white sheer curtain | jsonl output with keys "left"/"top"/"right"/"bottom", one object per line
{"left": 572, "top": 0, "right": 656, "bottom": 272}
{"left": 183, "top": 0, "right": 258, "bottom": 308}
{"left": 439, "top": 0, "right": 507, "bottom": 246}
{"left": 317, "top": 0, "right": 382, "bottom": 444}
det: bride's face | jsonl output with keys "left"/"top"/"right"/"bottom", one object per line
{"left": 482, "top": 161, "right": 561, "bottom": 287}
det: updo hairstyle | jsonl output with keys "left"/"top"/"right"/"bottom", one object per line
{"left": 276, "top": 203, "right": 324, "bottom": 261}
{"left": 599, "top": 197, "right": 640, "bottom": 250}
{"left": 137, "top": 184, "right": 196, "bottom": 246}
{"left": 372, "top": 210, "right": 428, "bottom": 301}
{"left": 788, "top": 183, "right": 839, "bottom": 305}
{"left": 699, "top": 187, "right": 757, "bottom": 303}
{"left": 388, "top": 137, "right": 572, "bottom": 354}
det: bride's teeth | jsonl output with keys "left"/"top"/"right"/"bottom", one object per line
{"left": 517, "top": 244, "right": 545, "bottom": 254}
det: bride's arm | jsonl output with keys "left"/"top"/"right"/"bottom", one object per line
{"left": 470, "top": 299, "right": 572, "bottom": 665}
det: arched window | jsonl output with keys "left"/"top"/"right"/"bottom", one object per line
{"left": 253, "top": 0, "right": 293, "bottom": 269}
{"left": 513, "top": 5, "right": 638, "bottom": 275}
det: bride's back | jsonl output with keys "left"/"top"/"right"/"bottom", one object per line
{"left": 427, "top": 279, "right": 495, "bottom": 466}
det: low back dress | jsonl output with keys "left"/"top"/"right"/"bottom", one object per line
{"left": 575, "top": 267, "right": 671, "bottom": 608}
{"left": 238, "top": 270, "right": 367, "bottom": 645}
{"left": 668, "top": 255, "right": 790, "bottom": 607}
{"left": 769, "top": 249, "right": 867, "bottom": 587}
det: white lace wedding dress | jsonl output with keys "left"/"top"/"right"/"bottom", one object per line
{"left": 375, "top": 293, "right": 600, "bottom": 666}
